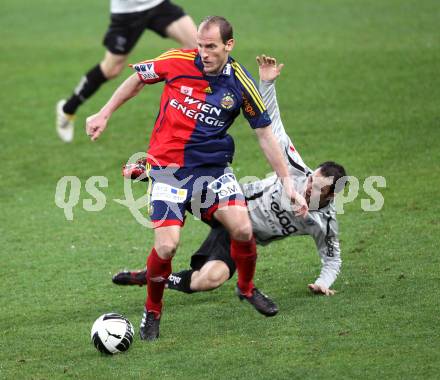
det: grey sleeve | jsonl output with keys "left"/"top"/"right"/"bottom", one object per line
{"left": 259, "top": 80, "right": 309, "bottom": 172}
{"left": 259, "top": 80, "right": 291, "bottom": 148}
{"left": 311, "top": 216, "right": 342, "bottom": 289}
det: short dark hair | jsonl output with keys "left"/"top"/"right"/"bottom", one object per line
{"left": 200, "top": 16, "right": 233, "bottom": 44}
{"left": 318, "top": 161, "right": 347, "bottom": 193}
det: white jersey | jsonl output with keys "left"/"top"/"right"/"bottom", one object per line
{"left": 243, "top": 80, "right": 342, "bottom": 289}
{"left": 111, "top": 0, "right": 165, "bottom": 14}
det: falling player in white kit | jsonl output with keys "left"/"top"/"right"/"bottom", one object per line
{"left": 113, "top": 55, "right": 347, "bottom": 306}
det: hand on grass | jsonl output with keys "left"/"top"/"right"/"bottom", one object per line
{"left": 308, "top": 283, "right": 336, "bottom": 296}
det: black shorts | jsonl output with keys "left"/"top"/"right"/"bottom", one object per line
{"left": 190, "top": 225, "right": 236, "bottom": 279}
{"left": 103, "top": 0, "right": 186, "bottom": 54}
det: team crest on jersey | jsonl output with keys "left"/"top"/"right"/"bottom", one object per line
{"left": 204, "top": 86, "right": 212, "bottom": 94}
{"left": 133, "top": 62, "right": 159, "bottom": 80}
{"left": 220, "top": 93, "right": 235, "bottom": 109}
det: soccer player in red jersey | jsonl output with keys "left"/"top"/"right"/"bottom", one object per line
{"left": 86, "top": 16, "right": 308, "bottom": 341}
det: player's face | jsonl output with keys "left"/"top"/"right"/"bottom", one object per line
{"left": 305, "top": 169, "right": 334, "bottom": 209}
{"left": 197, "top": 24, "right": 234, "bottom": 75}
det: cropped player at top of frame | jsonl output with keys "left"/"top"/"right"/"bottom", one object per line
{"left": 57, "top": 0, "right": 197, "bottom": 142}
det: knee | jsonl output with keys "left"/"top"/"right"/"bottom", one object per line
{"left": 100, "top": 58, "right": 125, "bottom": 79}
{"left": 229, "top": 222, "right": 253, "bottom": 242}
{"left": 206, "top": 270, "right": 228, "bottom": 289}
{"left": 102, "top": 63, "right": 124, "bottom": 79}
{"left": 192, "top": 268, "right": 228, "bottom": 291}
{"left": 155, "top": 242, "right": 178, "bottom": 259}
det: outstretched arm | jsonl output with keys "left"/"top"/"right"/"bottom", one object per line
{"left": 257, "top": 55, "right": 308, "bottom": 170}
{"left": 257, "top": 55, "right": 287, "bottom": 141}
{"left": 308, "top": 218, "right": 342, "bottom": 296}
{"left": 86, "top": 74, "right": 145, "bottom": 141}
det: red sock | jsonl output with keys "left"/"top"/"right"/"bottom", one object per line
{"left": 230, "top": 237, "right": 257, "bottom": 297}
{"left": 145, "top": 248, "right": 172, "bottom": 317}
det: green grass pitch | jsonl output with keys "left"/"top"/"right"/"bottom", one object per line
{"left": 1, "top": 0, "right": 439, "bottom": 378}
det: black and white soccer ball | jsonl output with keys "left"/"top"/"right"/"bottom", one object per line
{"left": 91, "top": 313, "right": 134, "bottom": 355}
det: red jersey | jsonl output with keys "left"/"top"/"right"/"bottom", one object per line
{"left": 131, "top": 49, "right": 271, "bottom": 168}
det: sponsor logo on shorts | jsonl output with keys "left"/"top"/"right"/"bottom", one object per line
{"left": 115, "top": 36, "right": 127, "bottom": 52}
{"left": 133, "top": 62, "right": 159, "bottom": 80}
{"left": 168, "top": 274, "right": 181, "bottom": 285}
{"left": 151, "top": 183, "right": 187, "bottom": 203}
{"left": 208, "top": 173, "right": 242, "bottom": 199}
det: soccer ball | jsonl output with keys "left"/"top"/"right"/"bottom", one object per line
{"left": 90, "top": 313, "right": 134, "bottom": 355}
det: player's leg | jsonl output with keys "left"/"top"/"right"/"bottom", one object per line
{"left": 59, "top": 52, "right": 125, "bottom": 117}
{"left": 56, "top": 55, "right": 116, "bottom": 143}
{"left": 56, "top": 12, "right": 142, "bottom": 142}
{"left": 64, "top": 51, "right": 125, "bottom": 114}
{"left": 141, "top": 224, "right": 181, "bottom": 341}
{"left": 112, "top": 224, "right": 233, "bottom": 290}
{"left": 141, "top": 164, "right": 189, "bottom": 341}
{"left": 168, "top": 224, "right": 234, "bottom": 292}
{"left": 112, "top": 260, "right": 229, "bottom": 291}
{"left": 100, "top": 51, "right": 128, "bottom": 79}
{"left": 147, "top": 1, "right": 197, "bottom": 49}
{"left": 214, "top": 205, "right": 254, "bottom": 293}
{"left": 214, "top": 206, "right": 278, "bottom": 316}
{"left": 187, "top": 260, "right": 230, "bottom": 291}
{"left": 164, "top": 15, "right": 197, "bottom": 49}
